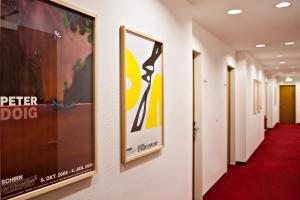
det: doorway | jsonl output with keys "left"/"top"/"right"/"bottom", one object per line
{"left": 192, "top": 50, "right": 202, "bottom": 200}
{"left": 279, "top": 85, "right": 296, "bottom": 124}
{"left": 227, "top": 66, "right": 235, "bottom": 166}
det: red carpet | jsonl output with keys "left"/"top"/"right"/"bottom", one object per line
{"left": 204, "top": 124, "right": 300, "bottom": 200}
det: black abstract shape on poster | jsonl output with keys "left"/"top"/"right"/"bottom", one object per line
{"left": 131, "top": 42, "right": 162, "bottom": 133}
{"left": 63, "top": 54, "right": 93, "bottom": 104}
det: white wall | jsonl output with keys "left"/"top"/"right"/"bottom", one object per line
{"left": 32, "top": 0, "right": 194, "bottom": 200}
{"left": 235, "top": 54, "right": 247, "bottom": 161}
{"left": 192, "top": 22, "right": 236, "bottom": 194}
{"left": 266, "top": 76, "right": 279, "bottom": 128}
{"left": 236, "top": 52, "right": 265, "bottom": 162}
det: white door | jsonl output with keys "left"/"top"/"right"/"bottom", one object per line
{"left": 193, "top": 51, "right": 202, "bottom": 200}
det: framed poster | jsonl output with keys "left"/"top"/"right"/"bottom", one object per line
{"left": 120, "top": 26, "right": 164, "bottom": 163}
{"left": 253, "top": 80, "right": 258, "bottom": 114}
{"left": 0, "top": 0, "right": 96, "bottom": 199}
{"left": 258, "top": 81, "right": 262, "bottom": 111}
{"left": 253, "top": 79, "right": 262, "bottom": 114}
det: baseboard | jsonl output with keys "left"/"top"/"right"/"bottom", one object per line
{"left": 236, "top": 161, "right": 247, "bottom": 166}
{"left": 203, "top": 172, "right": 227, "bottom": 196}
{"left": 266, "top": 122, "right": 279, "bottom": 130}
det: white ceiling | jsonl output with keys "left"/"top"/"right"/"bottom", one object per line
{"left": 188, "top": 0, "right": 300, "bottom": 78}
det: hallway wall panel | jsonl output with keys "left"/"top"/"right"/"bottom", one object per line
{"left": 266, "top": 76, "right": 280, "bottom": 128}
{"left": 236, "top": 52, "right": 266, "bottom": 162}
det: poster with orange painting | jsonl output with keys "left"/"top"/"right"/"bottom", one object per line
{"left": 0, "top": 1, "right": 96, "bottom": 199}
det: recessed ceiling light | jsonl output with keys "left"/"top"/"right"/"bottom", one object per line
{"left": 227, "top": 9, "right": 243, "bottom": 15}
{"left": 279, "top": 61, "right": 286, "bottom": 64}
{"left": 256, "top": 44, "right": 266, "bottom": 48}
{"left": 275, "top": 2, "right": 292, "bottom": 8}
{"left": 274, "top": 67, "right": 280, "bottom": 69}
{"left": 276, "top": 54, "right": 283, "bottom": 58}
{"left": 285, "top": 41, "right": 295, "bottom": 46}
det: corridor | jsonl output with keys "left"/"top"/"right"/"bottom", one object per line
{"left": 204, "top": 124, "right": 300, "bottom": 200}
{"left": 1, "top": 0, "right": 300, "bottom": 199}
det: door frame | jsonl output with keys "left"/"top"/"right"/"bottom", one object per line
{"left": 227, "top": 65, "right": 236, "bottom": 166}
{"left": 279, "top": 84, "right": 296, "bottom": 124}
{"left": 192, "top": 50, "right": 202, "bottom": 200}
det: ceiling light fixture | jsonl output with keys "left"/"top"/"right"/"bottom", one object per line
{"left": 276, "top": 54, "right": 283, "bottom": 58}
{"left": 285, "top": 41, "right": 295, "bottom": 46}
{"left": 279, "top": 61, "right": 286, "bottom": 64}
{"left": 275, "top": 2, "right": 292, "bottom": 8}
{"left": 256, "top": 44, "right": 266, "bottom": 48}
{"left": 274, "top": 67, "right": 280, "bottom": 69}
{"left": 227, "top": 9, "right": 243, "bottom": 15}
